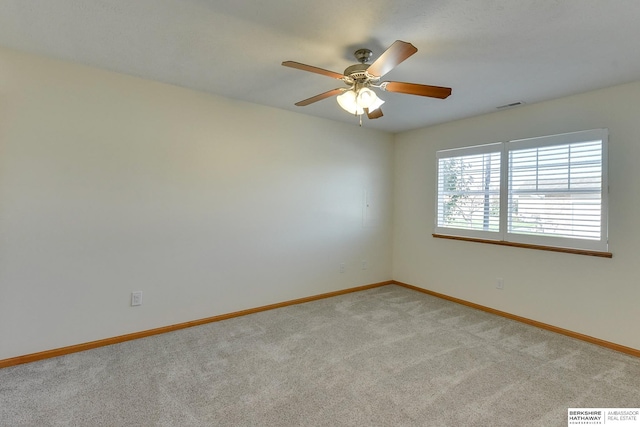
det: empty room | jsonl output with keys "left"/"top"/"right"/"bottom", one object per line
{"left": 1, "top": 1, "right": 639, "bottom": 426}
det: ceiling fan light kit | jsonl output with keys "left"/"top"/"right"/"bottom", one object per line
{"left": 282, "top": 40, "right": 452, "bottom": 123}
{"left": 336, "top": 87, "right": 384, "bottom": 116}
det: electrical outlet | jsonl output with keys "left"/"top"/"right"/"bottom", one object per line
{"left": 131, "top": 291, "right": 143, "bottom": 306}
{"left": 339, "top": 263, "right": 346, "bottom": 273}
{"left": 496, "top": 278, "right": 504, "bottom": 290}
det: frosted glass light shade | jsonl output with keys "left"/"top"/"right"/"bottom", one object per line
{"left": 337, "top": 90, "right": 364, "bottom": 115}
{"left": 366, "top": 94, "right": 385, "bottom": 112}
{"left": 356, "top": 87, "right": 376, "bottom": 108}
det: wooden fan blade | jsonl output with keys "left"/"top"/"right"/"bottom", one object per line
{"left": 365, "top": 108, "right": 383, "bottom": 119}
{"left": 382, "top": 81, "right": 452, "bottom": 99}
{"left": 295, "top": 88, "right": 344, "bottom": 106}
{"left": 366, "top": 40, "right": 417, "bottom": 78}
{"left": 282, "top": 61, "right": 345, "bottom": 80}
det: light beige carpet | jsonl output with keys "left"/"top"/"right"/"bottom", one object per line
{"left": 1, "top": 285, "right": 639, "bottom": 426}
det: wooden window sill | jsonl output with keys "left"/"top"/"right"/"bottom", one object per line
{"left": 432, "top": 234, "right": 612, "bottom": 258}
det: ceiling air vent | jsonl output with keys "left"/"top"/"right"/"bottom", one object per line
{"left": 496, "top": 101, "right": 525, "bottom": 110}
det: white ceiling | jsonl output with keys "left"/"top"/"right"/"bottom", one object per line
{"left": 2, "top": 0, "right": 640, "bottom": 133}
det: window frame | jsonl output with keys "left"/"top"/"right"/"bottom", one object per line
{"left": 434, "top": 129, "right": 609, "bottom": 255}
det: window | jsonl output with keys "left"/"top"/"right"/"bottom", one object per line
{"left": 436, "top": 143, "right": 502, "bottom": 240}
{"left": 435, "top": 129, "right": 609, "bottom": 253}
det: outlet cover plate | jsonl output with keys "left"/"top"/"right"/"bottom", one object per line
{"left": 131, "top": 291, "right": 143, "bottom": 306}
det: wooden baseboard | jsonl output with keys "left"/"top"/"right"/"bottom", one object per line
{"left": 0, "top": 281, "right": 393, "bottom": 369}
{"left": 4, "top": 279, "right": 637, "bottom": 369}
{"left": 393, "top": 281, "right": 640, "bottom": 358}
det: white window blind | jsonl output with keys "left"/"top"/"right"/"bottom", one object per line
{"left": 435, "top": 143, "right": 502, "bottom": 239}
{"left": 506, "top": 129, "right": 608, "bottom": 251}
{"left": 434, "top": 129, "right": 608, "bottom": 252}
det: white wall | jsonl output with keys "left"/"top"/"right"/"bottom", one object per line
{"left": 0, "top": 47, "right": 394, "bottom": 360}
{"left": 5, "top": 44, "right": 638, "bottom": 362}
{"left": 393, "top": 81, "right": 640, "bottom": 350}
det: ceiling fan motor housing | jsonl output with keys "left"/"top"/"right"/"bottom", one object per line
{"left": 343, "top": 63, "right": 370, "bottom": 83}
{"left": 345, "top": 49, "right": 378, "bottom": 85}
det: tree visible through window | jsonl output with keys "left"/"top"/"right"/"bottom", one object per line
{"left": 437, "top": 145, "right": 501, "bottom": 235}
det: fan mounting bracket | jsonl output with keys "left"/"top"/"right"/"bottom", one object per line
{"left": 354, "top": 48, "right": 373, "bottom": 64}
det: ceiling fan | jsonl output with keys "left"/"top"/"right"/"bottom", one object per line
{"left": 282, "top": 40, "right": 452, "bottom": 122}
